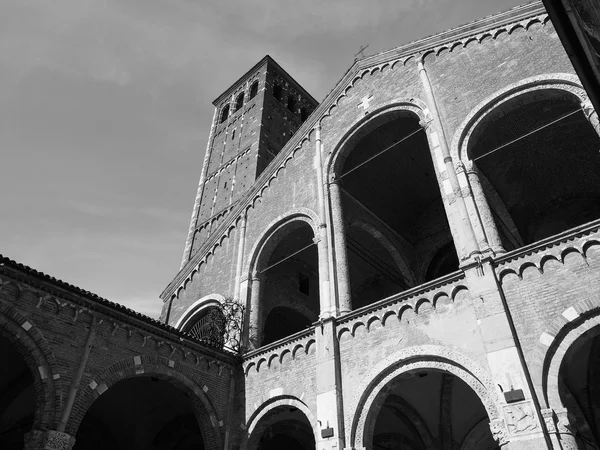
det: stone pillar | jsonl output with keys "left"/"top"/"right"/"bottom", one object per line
{"left": 316, "top": 318, "right": 345, "bottom": 450}
{"left": 465, "top": 260, "right": 550, "bottom": 449}
{"left": 233, "top": 213, "right": 248, "bottom": 303}
{"left": 456, "top": 162, "right": 490, "bottom": 254}
{"left": 315, "top": 124, "right": 333, "bottom": 318}
{"left": 247, "top": 275, "right": 262, "bottom": 349}
{"left": 582, "top": 99, "right": 600, "bottom": 137}
{"left": 25, "top": 430, "right": 76, "bottom": 450}
{"left": 329, "top": 179, "right": 352, "bottom": 314}
{"left": 464, "top": 163, "right": 504, "bottom": 255}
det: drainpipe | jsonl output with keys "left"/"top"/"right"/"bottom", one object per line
{"left": 57, "top": 315, "right": 96, "bottom": 432}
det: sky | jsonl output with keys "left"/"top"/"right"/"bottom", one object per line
{"left": 0, "top": 0, "right": 529, "bottom": 319}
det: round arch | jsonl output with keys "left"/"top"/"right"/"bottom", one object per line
{"left": 451, "top": 73, "right": 588, "bottom": 167}
{"left": 542, "top": 309, "right": 600, "bottom": 411}
{"left": 70, "top": 359, "right": 223, "bottom": 449}
{"left": 175, "top": 294, "right": 226, "bottom": 330}
{"left": 325, "top": 99, "right": 432, "bottom": 179}
{"left": 348, "top": 345, "right": 501, "bottom": 448}
{"left": 0, "top": 298, "right": 58, "bottom": 431}
{"left": 242, "top": 396, "right": 318, "bottom": 450}
{"left": 243, "top": 208, "right": 320, "bottom": 278}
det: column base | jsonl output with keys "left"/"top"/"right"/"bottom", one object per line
{"left": 24, "top": 430, "right": 76, "bottom": 450}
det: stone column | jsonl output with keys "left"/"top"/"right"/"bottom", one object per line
{"left": 582, "top": 99, "right": 600, "bottom": 137}
{"left": 316, "top": 318, "right": 345, "bottom": 450}
{"left": 247, "top": 275, "right": 262, "bottom": 349}
{"left": 329, "top": 179, "right": 352, "bottom": 314}
{"left": 25, "top": 430, "right": 76, "bottom": 450}
{"left": 464, "top": 163, "right": 505, "bottom": 255}
{"left": 553, "top": 408, "right": 580, "bottom": 449}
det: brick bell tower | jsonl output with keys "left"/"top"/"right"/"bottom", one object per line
{"left": 180, "top": 56, "right": 318, "bottom": 268}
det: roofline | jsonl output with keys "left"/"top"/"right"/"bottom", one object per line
{"left": 212, "top": 55, "right": 319, "bottom": 107}
{"left": 162, "top": 1, "right": 549, "bottom": 298}
{"left": 0, "top": 254, "right": 238, "bottom": 362}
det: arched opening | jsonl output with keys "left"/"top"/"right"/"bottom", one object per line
{"left": 273, "top": 84, "right": 283, "bottom": 102}
{"left": 364, "top": 369, "right": 497, "bottom": 450}
{"left": 74, "top": 376, "right": 205, "bottom": 450}
{"left": 249, "top": 405, "right": 315, "bottom": 450}
{"left": 425, "top": 242, "right": 460, "bottom": 282}
{"left": 181, "top": 305, "right": 226, "bottom": 349}
{"left": 0, "top": 335, "right": 35, "bottom": 450}
{"left": 558, "top": 327, "right": 600, "bottom": 448}
{"left": 253, "top": 219, "right": 319, "bottom": 347}
{"left": 249, "top": 81, "right": 259, "bottom": 100}
{"left": 287, "top": 96, "right": 296, "bottom": 113}
{"left": 336, "top": 110, "right": 457, "bottom": 310}
{"left": 235, "top": 92, "right": 245, "bottom": 111}
{"left": 220, "top": 104, "right": 230, "bottom": 124}
{"left": 467, "top": 90, "right": 600, "bottom": 250}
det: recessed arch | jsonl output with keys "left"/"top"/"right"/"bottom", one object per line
{"left": 452, "top": 74, "right": 600, "bottom": 251}
{"left": 245, "top": 210, "right": 321, "bottom": 347}
{"left": 243, "top": 396, "right": 317, "bottom": 450}
{"left": 348, "top": 345, "right": 500, "bottom": 448}
{"left": 0, "top": 302, "right": 58, "bottom": 434}
{"left": 325, "top": 100, "right": 459, "bottom": 311}
{"left": 71, "top": 360, "right": 222, "bottom": 449}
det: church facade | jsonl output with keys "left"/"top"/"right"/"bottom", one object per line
{"left": 3, "top": 1, "right": 600, "bottom": 449}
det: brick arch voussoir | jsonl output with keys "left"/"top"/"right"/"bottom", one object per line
{"left": 242, "top": 396, "right": 318, "bottom": 450}
{"left": 348, "top": 345, "right": 500, "bottom": 448}
{"left": 538, "top": 299, "right": 600, "bottom": 411}
{"left": 0, "top": 303, "right": 58, "bottom": 430}
{"left": 325, "top": 98, "right": 432, "bottom": 180}
{"left": 70, "top": 358, "right": 224, "bottom": 449}
{"left": 451, "top": 73, "right": 587, "bottom": 167}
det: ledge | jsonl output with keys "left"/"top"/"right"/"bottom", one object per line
{"left": 242, "top": 326, "right": 314, "bottom": 361}
{"left": 493, "top": 218, "right": 600, "bottom": 266}
{"left": 336, "top": 270, "right": 465, "bottom": 325}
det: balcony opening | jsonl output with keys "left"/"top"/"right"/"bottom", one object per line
{"left": 468, "top": 90, "right": 600, "bottom": 250}
{"left": 252, "top": 220, "right": 319, "bottom": 347}
{"left": 336, "top": 110, "right": 458, "bottom": 310}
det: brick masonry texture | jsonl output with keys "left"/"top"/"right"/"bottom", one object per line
{"left": 5, "top": 2, "right": 600, "bottom": 449}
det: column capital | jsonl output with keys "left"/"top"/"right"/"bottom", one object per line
{"left": 489, "top": 418, "right": 509, "bottom": 447}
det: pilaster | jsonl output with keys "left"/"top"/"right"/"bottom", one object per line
{"left": 316, "top": 318, "right": 345, "bottom": 450}
{"left": 465, "top": 261, "right": 550, "bottom": 449}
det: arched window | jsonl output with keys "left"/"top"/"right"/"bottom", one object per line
{"left": 287, "top": 96, "right": 296, "bottom": 112}
{"left": 273, "top": 84, "right": 283, "bottom": 101}
{"left": 183, "top": 306, "right": 226, "bottom": 348}
{"left": 235, "top": 92, "right": 244, "bottom": 111}
{"left": 300, "top": 107, "right": 309, "bottom": 122}
{"left": 220, "top": 104, "right": 230, "bottom": 124}
{"left": 249, "top": 81, "right": 259, "bottom": 100}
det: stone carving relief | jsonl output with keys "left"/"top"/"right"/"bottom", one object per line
{"left": 503, "top": 401, "right": 538, "bottom": 436}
